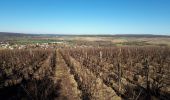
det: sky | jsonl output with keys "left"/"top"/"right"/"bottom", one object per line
{"left": 0, "top": 0, "right": 170, "bottom": 35}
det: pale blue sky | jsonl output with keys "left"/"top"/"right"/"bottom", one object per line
{"left": 0, "top": 0, "right": 170, "bottom": 35}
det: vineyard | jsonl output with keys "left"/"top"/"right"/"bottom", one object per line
{"left": 0, "top": 46, "right": 170, "bottom": 100}
{"left": 0, "top": 49, "right": 57, "bottom": 99}
{"left": 61, "top": 46, "right": 170, "bottom": 100}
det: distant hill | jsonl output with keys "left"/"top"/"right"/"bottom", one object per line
{"left": 0, "top": 32, "right": 66, "bottom": 38}
{"left": 0, "top": 32, "right": 35, "bottom": 37}
{"left": 68, "top": 34, "right": 170, "bottom": 38}
{"left": 0, "top": 32, "right": 169, "bottom": 38}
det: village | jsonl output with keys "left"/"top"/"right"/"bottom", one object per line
{"left": 0, "top": 41, "right": 67, "bottom": 50}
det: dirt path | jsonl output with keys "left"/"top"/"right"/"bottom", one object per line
{"left": 54, "top": 50, "right": 81, "bottom": 100}
{"left": 61, "top": 51, "right": 121, "bottom": 100}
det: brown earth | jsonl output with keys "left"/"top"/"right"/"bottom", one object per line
{"left": 54, "top": 50, "right": 81, "bottom": 100}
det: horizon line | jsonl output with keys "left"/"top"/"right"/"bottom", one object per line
{"left": 0, "top": 31, "right": 170, "bottom": 36}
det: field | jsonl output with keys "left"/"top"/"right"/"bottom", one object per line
{"left": 0, "top": 33, "right": 170, "bottom": 100}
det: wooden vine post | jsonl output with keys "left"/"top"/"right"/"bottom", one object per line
{"left": 100, "top": 51, "right": 102, "bottom": 62}
{"left": 118, "top": 48, "right": 122, "bottom": 93}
